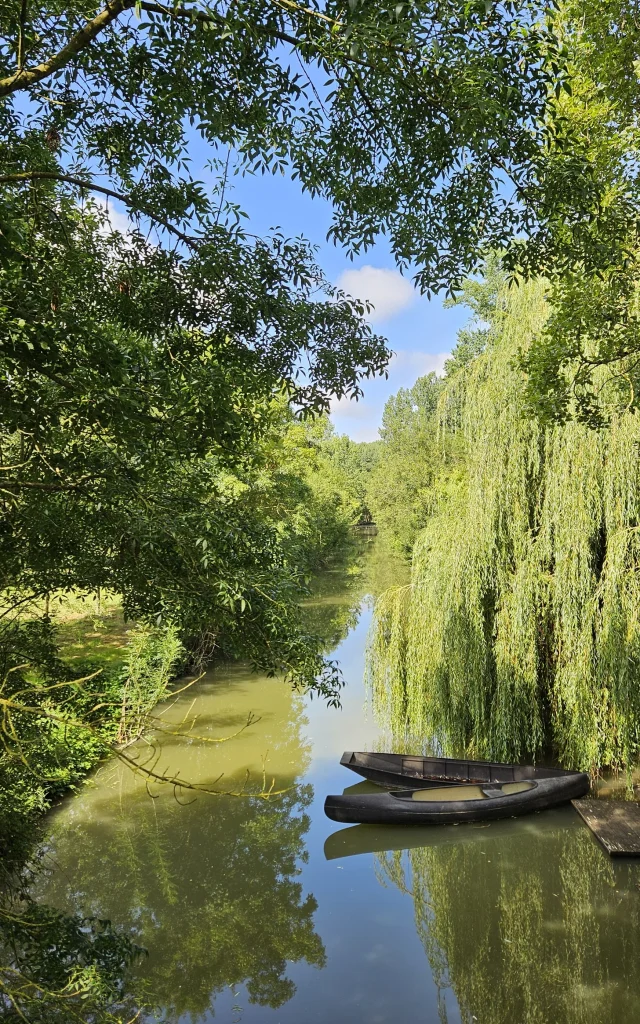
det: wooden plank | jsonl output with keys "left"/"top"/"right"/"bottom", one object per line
{"left": 572, "top": 798, "right": 640, "bottom": 856}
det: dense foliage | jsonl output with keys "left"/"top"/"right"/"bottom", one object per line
{"left": 364, "top": 262, "right": 500, "bottom": 552}
{"left": 365, "top": 373, "right": 446, "bottom": 551}
{"left": 355, "top": 4, "right": 640, "bottom": 769}
{"left": 0, "top": 183, "right": 386, "bottom": 693}
{"left": 0, "top": 618, "right": 183, "bottom": 867}
{"left": 314, "top": 428, "right": 381, "bottom": 526}
{"left": 0, "top": 402, "right": 367, "bottom": 855}
{"left": 520, "top": 0, "right": 640, "bottom": 422}
{"left": 1, "top": 0, "right": 638, "bottom": 772}
{"left": 368, "top": 275, "right": 640, "bottom": 771}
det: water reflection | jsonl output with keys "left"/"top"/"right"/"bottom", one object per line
{"left": 32, "top": 545, "right": 388, "bottom": 1022}
{"left": 35, "top": 671, "right": 325, "bottom": 1021}
{"left": 354, "top": 812, "right": 640, "bottom": 1024}
{"left": 300, "top": 532, "right": 407, "bottom": 646}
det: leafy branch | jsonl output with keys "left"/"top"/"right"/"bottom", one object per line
{"left": 0, "top": 171, "right": 196, "bottom": 245}
{"left": 0, "top": 669, "right": 289, "bottom": 801}
{"left": 0, "top": 0, "right": 135, "bottom": 97}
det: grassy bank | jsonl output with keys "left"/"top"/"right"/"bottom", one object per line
{"left": 0, "top": 597, "right": 184, "bottom": 872}
{"left": 0, "top": 594, "right": 183, "bottom": 1021}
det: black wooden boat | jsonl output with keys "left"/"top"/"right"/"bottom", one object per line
{"left": 339, "top": 750, "right": 585, "bottom": 789}
{"left": 324, "top": 752, "right": 589, "bottom": 825}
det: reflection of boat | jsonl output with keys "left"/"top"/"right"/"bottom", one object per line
{"left": 324, "top": 805, "right": 582, "bottom": 860}
{"left": 325, "top": 754, "right": 589, "bottom": 825}
{"left": 340, "top": 750, "right": 587, "bottom": 789}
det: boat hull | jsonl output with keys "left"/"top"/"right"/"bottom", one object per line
{"left": 340, "top": 750, "right": 583, "bottom": 788}
{"left": 324, "top": 773, "right": 590, "bottom": 826}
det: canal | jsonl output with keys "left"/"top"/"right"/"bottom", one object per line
{"left": 33, "top": 539, "right": 640, "bottom": 1023}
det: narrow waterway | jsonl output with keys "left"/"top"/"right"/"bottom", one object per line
{"left": 34, "top": 539, "right": 640, "bottom": 1023}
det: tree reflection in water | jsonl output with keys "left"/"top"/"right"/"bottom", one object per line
{"left": 374, "top": 811, "right": 640, "bottom": 1023}
{"left": 0, "top": 894, "right": 143, "bottom": 1023}
{"left": 38, "top": 779, "right": 325, "bottom": 1020}
{"left": 33, "top": 668, "right": 327, "bottom": 1022}
{"left": 27, "top": 539, "right": 400, "bottom": 1021}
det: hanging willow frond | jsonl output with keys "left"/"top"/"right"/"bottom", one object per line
{"left": 367, "top": 280, "right": 640, "bottom": 772}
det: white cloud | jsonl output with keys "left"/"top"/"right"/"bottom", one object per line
{"left": 91, "top": 196, "right": 133, "bottom": 237}
{"left": 347, "top": 424, "right": 382, "bottom": 442}
{"left": 390, "top": 350, "right": 450, "bottom": 377}
{"left": 329, "top": 395, "right": 373, "bottom": 419}
{"left": 335, "top": 265, "right": 417, "bottom": 324}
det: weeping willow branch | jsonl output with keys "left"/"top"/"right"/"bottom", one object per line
{"left": 367, "top": 278, "right": 640, "bottom": 773}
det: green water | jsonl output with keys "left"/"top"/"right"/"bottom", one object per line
{"left": 32, "top": 541, "right": 640, "bottom": 1023}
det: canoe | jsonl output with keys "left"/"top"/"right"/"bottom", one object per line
{"left": 339, "top": 750, "right": 584, "bottom": 789}
{"left": 324, "top": 752, "right": 589, "bottom": 825}
{"left": 324, "top": 775, "right": 589, "bottom": 825}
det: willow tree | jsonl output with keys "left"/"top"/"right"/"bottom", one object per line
{"left": 368, "top": 279, "right": 640, "bottom": 771}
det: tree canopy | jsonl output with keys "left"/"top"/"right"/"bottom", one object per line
{"left": 1, "top": 0, "right": 576, "bottom": 292}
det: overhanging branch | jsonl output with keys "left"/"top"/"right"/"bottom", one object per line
{"left": 0, "top": 0, "right": 376, "bottom": 101}
{"left": 0, "top": 171, "right": 196, "bottom": 246}
{"left": 0, "top": 0, "right": 135, "bottom": 98}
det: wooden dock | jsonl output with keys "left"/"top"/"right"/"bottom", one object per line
{"left": 573, "top": 798, "right": 640, "bottom": 856}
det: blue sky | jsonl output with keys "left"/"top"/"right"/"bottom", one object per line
{"left": 102, "top": 154, "right": 470, "bottom": 442}
{"left": 222, "top": 168, "right": 470, "bottom": 441}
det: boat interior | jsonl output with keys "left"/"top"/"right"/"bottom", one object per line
{"left": 397, "top": 781, "right": 537, "bottom": 802}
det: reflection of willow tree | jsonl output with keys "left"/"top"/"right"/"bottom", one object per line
{"left": 38, "top": 777, "right": 324, "bottom": 1020}
{"left": 376, "top": 821, "right": 640, "bottom": 1024}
